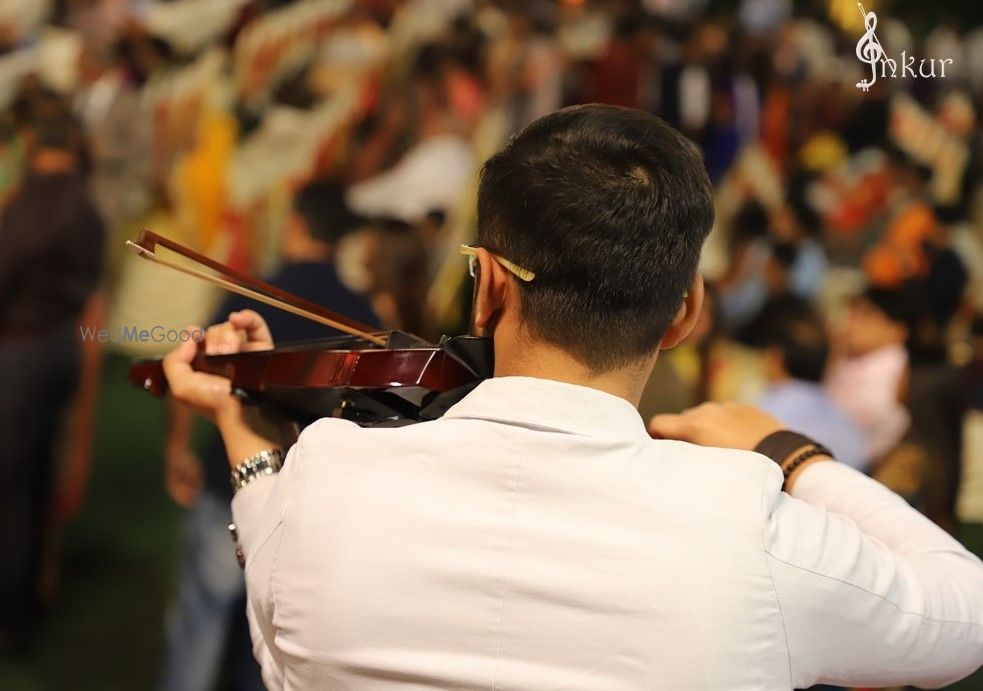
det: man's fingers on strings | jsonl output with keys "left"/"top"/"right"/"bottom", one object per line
{"left": 162, "top": 333, "right": 197, "bottom": 370}
{"left": 205, "top": 322, "right": 247, "bottom": 355}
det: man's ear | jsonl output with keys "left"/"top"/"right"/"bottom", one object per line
{"left": 660, "top": 274, "right": 705, "bottom": 350}
{"left": 472, "top": 247, "right": 512, "bottom": 335}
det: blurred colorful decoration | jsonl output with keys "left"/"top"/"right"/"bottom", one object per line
{"left": 226, "top": 84, "right": 360, "bottom": 271}
{"left": 142, "top": 48, "right": 226, "bottom": 185}
{"left": 0, "top": 46, "right": 39, "bottom": 109}
{"left": 864, "top": 200, "right": 938, "bottom": 287}
{"left": 890, "top": 92, "right": 972, "bottom": 207}
{"left": 143, "top": 0, "right": 250, "bottom": 56}
{"left": 233, "top": 0, "right": 352, "bottom": 109}
{"left": 173, "top": 110, "right": 238, "bottom": 254}
{"left": 829, "top": 0, "right": 876, "bottom": 33}
{"left": 798, "top": 131, "right": 849, "bottom": 174}
{"left": 812, "top": 150, "right": 891, "bottom": 237}
{"left": 0, "top": 0, "right": 52, "bottom": 43}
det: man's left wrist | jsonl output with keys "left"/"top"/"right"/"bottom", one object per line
{"left": 214, "top": 396, "right": 245, "bottom": 427}
{"left": 215, "top": 404, "right": 296, "bottom": 469}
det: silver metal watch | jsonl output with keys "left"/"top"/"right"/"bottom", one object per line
{"left": 230, "top": 448, "right": 286, "bottom": 493}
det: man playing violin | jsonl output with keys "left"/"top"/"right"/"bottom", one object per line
{"left": 158, "top": 180, "right": 378, "bottom": 691}
{"left": 162, "top": 105, "right": 983, "bottom": 689}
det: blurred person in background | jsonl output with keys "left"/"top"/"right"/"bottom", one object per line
{"left": 920, "top": 205, "right": 971, "bottom": 344}
{"left": 515, "top": 5, "right": 564, "bottom": 129}
{"left": 0, "top": 106, "right": 105, "bottom": 654}
{"left": 952, "top": 311, "right": 983, "bottom": 691}
{"left": 717, "top": 198, "right": 770, "bottom": 330}
{"left": 719, "top": 196, "right": 826, "bottom": 334}
{"left": 900, "top": 228, "right": 970, "bottom": 527}
{"left": 826, "top": 287, "right": 912, "bottom": 466}
{"left": 957, "top": 314, "right": 983, "bottom": 557}
{"left": 657, "top": 21, "right": 716, "bottom": 144}
{"left": 734, "top": 240, "right": 810, "bottom": 348}
{"left": 360, "top": 218, "right": 431, "bottom": 338}
{"left": 160, "top": 179, "right": 378, "bottom": 691}
{"left": 587, "top": 13, "right": 652, "bottom": 110}
{"left": 73, "top": 40, "right": 153, "bottom": 240}
{"left": 347, "top": 43, "right": 475, "bottom": 224}
{"left": 757, "top": 310, "right": 868, "bottom": 471}
{"left": 771, "top": 190, "right": 827, "bottom": 301}
{"left": 864, "top": 149, "right": 938, "bottom": 289}
{"left": 703, "top": 85, "right": 740, "bottom": 183}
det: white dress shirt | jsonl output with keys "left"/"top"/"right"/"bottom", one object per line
{"left": 232, "top": 376, "right": 983, "bottom": 690}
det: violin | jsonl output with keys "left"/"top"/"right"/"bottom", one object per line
{"left": 125, "top": 230, "right": 492, "bottom": 426}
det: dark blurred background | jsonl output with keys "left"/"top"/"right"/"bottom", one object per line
{"left": 0, "top": 0, "right": 981, "bottom": 689}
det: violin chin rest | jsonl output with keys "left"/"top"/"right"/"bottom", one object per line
{"left": 440, "top": 335, "right": 494, "bottom": 379}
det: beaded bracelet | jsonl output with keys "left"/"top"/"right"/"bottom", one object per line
{"left": 754, "top": 430, "right": 833, "bottom": 487}
{"left": 780, "top": 444, "right": 833, "bottom": 481}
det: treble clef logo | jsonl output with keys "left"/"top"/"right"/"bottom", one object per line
{"left": 855, "top": 2, "right": 884, "bottom": 92}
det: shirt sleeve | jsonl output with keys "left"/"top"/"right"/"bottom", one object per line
{"left": 230, "top": 443, "right": 298, "bottom": 691}
{"left": 764, "top": 460, "right": 983, "bottom": 689}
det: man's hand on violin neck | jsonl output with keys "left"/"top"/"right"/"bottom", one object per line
{"left": 162, "top": 310, "right": 271, "bottom": 418}
{"left": 162, "top": 310, "right": 294, "bottom": 468}
{"left": 163, "top": 333, "right": 241, "bottom": 422}
{"left": 212, "top": 310, "right": 275, "bottom": 353}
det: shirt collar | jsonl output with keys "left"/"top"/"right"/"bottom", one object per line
{"left": 443, "top": 376, "right": 650, "bottom": 440}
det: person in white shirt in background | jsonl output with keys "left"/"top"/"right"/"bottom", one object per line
{"left": 346, "top": 44, "right": 475, "bottom": 224}
{"left": 758, "top": 309, "right": 869, "bottom": 471}
{"left": 826, "top": 286, "right": 912, "bottom": 462}
{"left": 162, "top": 105, "right": 983, "bottom": 690}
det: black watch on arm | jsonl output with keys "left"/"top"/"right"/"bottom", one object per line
{"left": 754, "top": 430, "right": 833, "bottom": 486}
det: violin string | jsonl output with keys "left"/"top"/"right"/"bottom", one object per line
{"left": 125, "top": 241, "right": 388, "bottom": 346}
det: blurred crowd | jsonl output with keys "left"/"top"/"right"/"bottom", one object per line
{"left": 1, "top": 0, "right": 982, "bottom": 688}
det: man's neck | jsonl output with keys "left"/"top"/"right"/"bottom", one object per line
{"left": 493, "top": 340, "right": 656, "bottom": 408}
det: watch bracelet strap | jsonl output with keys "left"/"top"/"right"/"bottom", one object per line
{"left": 753, "top": 430, "right": 833, "bottom": 480}
{"left": 230, "top": 448, "right": 286, "bottom": 493}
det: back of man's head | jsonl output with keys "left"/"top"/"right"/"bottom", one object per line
{"left": 477, "top": 104, "right": 714, "bottom": 373}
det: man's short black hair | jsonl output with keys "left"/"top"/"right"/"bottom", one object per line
{"left": 294, "top": 180, "right": 363, "bottom": 245}
{"left": 763, "top": 311, "right": 829, "bottom": 383}
{"left": 477, "top": 104, "right": 714, "bottom": 372}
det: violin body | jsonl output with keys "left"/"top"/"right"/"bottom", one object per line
{"left": 124, "top": 230, "right": 491, "bottom": 426}
{"left": 129, "top": 333, "right": 493, "bottom": 426}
